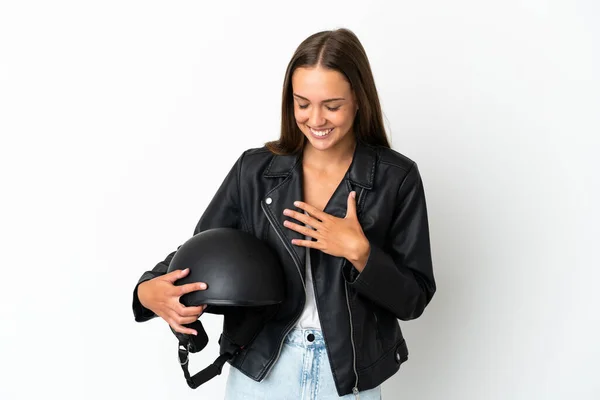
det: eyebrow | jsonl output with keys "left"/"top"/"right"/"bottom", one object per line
{"left": 293, "top": 93, "right": 345, "bottom": 103}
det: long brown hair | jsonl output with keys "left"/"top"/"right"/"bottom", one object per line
{"left": 266, "top": 28, "right": 390, "bottom": 155}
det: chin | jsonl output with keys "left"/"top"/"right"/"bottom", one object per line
{"left": 309, "top": 141, "right": 333, "bottom": 151}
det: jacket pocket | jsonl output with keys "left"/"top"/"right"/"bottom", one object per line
{"left": 346, "top": 285, "right": 385, "bottom": 369}
{"left": 372, "top": 309, "right": 383, "bottom": 353}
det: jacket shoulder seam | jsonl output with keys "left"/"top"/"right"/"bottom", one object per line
{"left": 379, "top": 159, "right": 412, "bottom": 171}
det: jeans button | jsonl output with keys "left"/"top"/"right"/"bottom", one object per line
{"left": 307, "top": 333, "right": 315, "bottom": 342}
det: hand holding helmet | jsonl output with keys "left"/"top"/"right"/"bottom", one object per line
{"left": 162, "top": 227, "right": 286, "bottom": 389}
{"left": 137, "top": 267, "right": 208, "bottom": 336}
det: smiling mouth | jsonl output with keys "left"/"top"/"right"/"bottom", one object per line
{"left": 308, "top": 127, "right": 334, "bottom": 137}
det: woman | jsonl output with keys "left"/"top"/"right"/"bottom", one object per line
{"left": 133, "top": 28, "right": 436, "bottom": 399}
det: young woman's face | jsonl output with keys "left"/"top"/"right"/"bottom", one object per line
{"left": 291, "top": 66, "right": 358, "bottom": 153}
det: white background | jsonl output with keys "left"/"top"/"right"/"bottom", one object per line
{"left": 1, "top": 1, "right": 599, "bottom": 399}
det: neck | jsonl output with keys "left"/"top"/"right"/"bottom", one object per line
{"left": 302, "top": 134, "right": 357, "bottom": 171}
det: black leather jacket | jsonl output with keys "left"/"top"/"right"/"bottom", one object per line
{"left": 132, "top": 141, "right": 436, "bottom": 396}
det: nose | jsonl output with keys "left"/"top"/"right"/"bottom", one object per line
{"left": 309, "top": 107, "right": 326, "bottom": 127}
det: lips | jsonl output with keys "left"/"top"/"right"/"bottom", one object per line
{"left": 308, "top": 127, "right": 334, "bottom": 137}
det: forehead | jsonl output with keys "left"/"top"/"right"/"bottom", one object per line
{"left": 291, "top": 67, "right": 351, "bottom": 98}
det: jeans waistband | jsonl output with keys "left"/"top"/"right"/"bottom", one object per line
{"left": 284, "top": 328, "right": 325, "bottom": 348}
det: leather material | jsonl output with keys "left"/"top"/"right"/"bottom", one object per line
{"left": 132, "top": 140, "right": 436, "bottom": 396}
{"left": 167, "top": 228, "right": 285, "bottom": 308}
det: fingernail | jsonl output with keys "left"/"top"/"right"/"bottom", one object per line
{"left": 193, "top": 331, "right": 197, "bottom": 336}
{"left": 294, "top": 201, "right": 300, "bottom": 207}
{"left": 351, "top": 191, "right": 356, "bottom": 199}
{"left": 199, "top": 282, "right": 207, "bottom": 289}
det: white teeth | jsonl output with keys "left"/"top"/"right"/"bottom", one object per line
{"left": 310, "top": 127, "right": 333, "bottom": 137}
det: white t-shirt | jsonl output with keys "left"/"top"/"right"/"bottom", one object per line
{"left": 295, "top": 212, "right": 322, "bottom": 330}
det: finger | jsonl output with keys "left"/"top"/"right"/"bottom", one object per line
{"left": 199, "top": 304, "right": 208, "bottom": 317}
{"left": 175, "top": 282, "right": 208, "bottom": 297}
{"left": 172, "top": 312, "right": 198, "bottom": 327}
{"left": 178, "top": 314, "right": 202, "bottom": 325}
{"left": 176, "top": 303, "right": 206, "bottom": 317}
{"left": 170, "top": 301, "right": 201, "bottom": 319}
{"left": 283, "top": 220, "right": 320, "bottom": 238}
{"left": 283, "top": 208, "right": 322, "bottom": 227}
{"left": 162, "top": 268, "right": 190, "bottom": 283}
{"left": 174, "top": 305, "right": 207, "bottom": 324}
{"left": 291, "top": 238, "right": 319, "bottom": 248}
{"left": 293, "top": 201, "right": 329, "bottom": 222}
{"left": 168, "top": 319, "right": 198, "bottom": 336}
{"left": 346, "top": 191, "right": 357, "bottom": 219}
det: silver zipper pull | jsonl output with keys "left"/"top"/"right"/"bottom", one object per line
{"left": 353, "top": 387, "right": 360, "bottom": 399}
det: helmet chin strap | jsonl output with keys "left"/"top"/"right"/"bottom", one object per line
{"left": 174, "top": 320, "right": 240, "bottom": 389}
{"left": 177, "top": 344, "right": 235, "bottom": 389}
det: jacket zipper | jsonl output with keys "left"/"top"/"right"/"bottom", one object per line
{"left": 260, "top": 200, "right": 306, "bottom": 378}
{"left": 347, "top": 186, "right": 363, "bottom": 399}
{"left": 262, "top": 186, "right": 363, "bottom": 394}
{"left": 344, "top": 281, "right": 360, "bottom": 399}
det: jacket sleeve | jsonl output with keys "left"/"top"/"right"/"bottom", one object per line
{"left": 343, "top": 161, "right": 436, "bottom": 321}
{"left": 132, "top": 151, "right": 247, "bottom": 322}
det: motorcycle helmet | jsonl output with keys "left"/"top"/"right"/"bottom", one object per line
{"left": 166, "top": 227, "right": 285, "bottom": 389}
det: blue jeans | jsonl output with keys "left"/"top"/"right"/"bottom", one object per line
{"left": 224, "top": 328, "right": 382, "bottom": 400}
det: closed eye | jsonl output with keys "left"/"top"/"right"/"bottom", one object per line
{"left": 298, "top": 104, "right": 341, "bottom": 111}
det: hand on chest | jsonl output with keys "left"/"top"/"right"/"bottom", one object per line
{"left": 302, "top": 164, "right": 349, "bottom": 213}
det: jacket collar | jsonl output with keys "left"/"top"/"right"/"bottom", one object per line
{"left": 263, "top": 140, "right": 377, "bottom": 190}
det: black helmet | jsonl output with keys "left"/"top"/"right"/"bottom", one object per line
{"left": 166, "top": 228, "right": 285, "bottom": 389}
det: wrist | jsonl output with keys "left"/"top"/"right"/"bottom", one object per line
{"left": 348, "top": 237, "right": 370, "bottom": 273}
{"left": 137, "top": 281, "right": 151, "bottom": 308}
